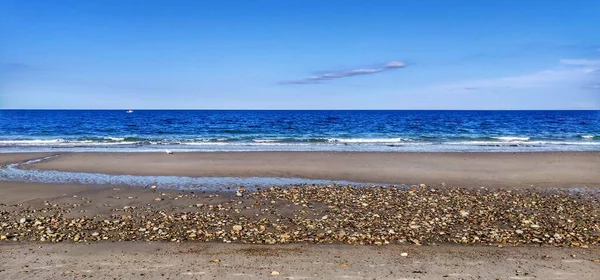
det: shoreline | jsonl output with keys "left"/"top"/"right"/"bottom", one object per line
{"left": 11, "top": 151, "right": 600, "bottom": 188}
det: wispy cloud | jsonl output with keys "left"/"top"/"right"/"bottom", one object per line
{"left": 560, "top": 59, "right": 600, "bottom": 66}
{"left": 437, "top": 60, "right": 599, "bottom": 92}
{"left": 0, "top": 62, "right": 35, "bottom": 73}
{"left": 282, "top": 61, "right": 406, "bottom": 84}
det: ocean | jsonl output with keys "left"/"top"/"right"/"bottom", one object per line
{"left": 1, "top": 110, "right": 598, "bottom": 152}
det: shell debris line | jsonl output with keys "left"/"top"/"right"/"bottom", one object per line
{"left": 0, "top": 184, "right": 599, "bottom": 246}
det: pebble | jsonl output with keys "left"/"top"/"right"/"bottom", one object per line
{"left": 270, "top": 271, "right": 280, "bottom": 276}
{"left": 400, "top": 252, "right": 408, "bottom": 257}
{"left": 0, "top": 184, "right": 598, "bottom": 247}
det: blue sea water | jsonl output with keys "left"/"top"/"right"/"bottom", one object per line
{"left": 0, "top": 110, "right": 598, "bottom": 152}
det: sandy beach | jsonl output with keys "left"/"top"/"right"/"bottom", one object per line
{"left": 1, "top": 180, "right": 600, "bottom": 279}
{"left": 22, "top": 151, "right": 600, "bottom": 188}
{"left": 3, "top": 242, "right": 600, "bottom": 280}
{"left": 2, "top": 152, "right": 600, "bottom": 279}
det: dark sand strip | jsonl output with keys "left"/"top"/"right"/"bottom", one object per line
{"left": 0, "top": 153, "right": 53, "bottom": 167}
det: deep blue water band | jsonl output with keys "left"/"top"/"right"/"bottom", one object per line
{"left": 1, "top": 110, "right": 598, "bottom": 152}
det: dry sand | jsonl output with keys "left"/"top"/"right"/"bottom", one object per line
{"left": 25, "top": 151, "right": 600, "bottom": 188}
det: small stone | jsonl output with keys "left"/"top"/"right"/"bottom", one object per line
{"left": 419, "top": 184, "right": 427, "bottom": 188}
{"left": 265, "top": 238, "right": 276, "bottom": 245}
{"left": 150, "top": 185, "right": 157, "bottom": 189}
{"left": 400, "top": 252, "right": 408, "bottom": 257}
{"left": 154, "top": 198, "right": 162, "bottom": 201}
{"left": 339, "top": 263, "right": 349, "bottom": 268}
{"left": 515, "top": 230, "right": 524, "bottom": 235}
{"left": 91, "top": 232, "right": 99, "bottom": 237}
{"left": 232, "top": 225, "right": 242, "bottom": 231}
{"left": 209, "top": 259, "right": 221, "bottom": 263}
{"left": 591, "top": 259, "right": 600, "bottom": 263}
{"left": 270, "top": 271, "right": 280, "bottom": 276}
{"left": 19, "top": 218, "right": 27, "bottom": 224}
{"left": 236, "top": 191, "right": 243, "bottom": 197}
{"left": 530, "top": 224, "right": 540, "bottom": 229}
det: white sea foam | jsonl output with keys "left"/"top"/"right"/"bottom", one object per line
{"left": 328, "top": 138, "right": 407, "bottom": 143}
{"left": 491, "top": 136, "right": 530, "bottom": 141}
{"left": 103, "top": 137, "right": 125, "bottom": 141}
{"left": 447, "top": 141, "right": 600, "bottom": 146}
{"left": 0, "top": 139, "right": 137, "bottom": 146}
{"left": 180, "top": 142, "right": 229, "bottom": 146}
{"left": 581, "top": 135, "right": 595, "bottom": 139}
{"left": 0, "top": 139, "right": 65, "bottom": 144}
{"left": 0, "top": 139, "right": 66, "bottom": 146}
{"left": 253, "top": 139, "right": 280, "bottom": 143}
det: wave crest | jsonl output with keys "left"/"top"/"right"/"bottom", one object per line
{"left": 491, "top": 137, "right": 530, "bottom": 141}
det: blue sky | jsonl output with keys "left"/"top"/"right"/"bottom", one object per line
{"left": 1, "top": 0, "right": 599, "bottom": 109}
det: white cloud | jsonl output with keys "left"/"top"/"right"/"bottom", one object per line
{"left": 282, "top": 61, "right": 406, "bottom": 84}
{"left": 559, "top": 59, "right": 600, "bottom": 66}
{"left": 438, "top": 68, "right": 594, "bottom": 92}
{"left": 436, "top": 58, "right": 599, "bottom": 92}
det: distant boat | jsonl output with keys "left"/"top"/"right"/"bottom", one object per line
{"left": 126, "top": 110, "right": 134, "bottom": 113}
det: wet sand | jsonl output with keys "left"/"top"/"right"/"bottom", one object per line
{"left": 23, "top": 151, "right": 600, "bottom": 188}
{"left": 0, "top": 153, "right": 51, "bottom": 167}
